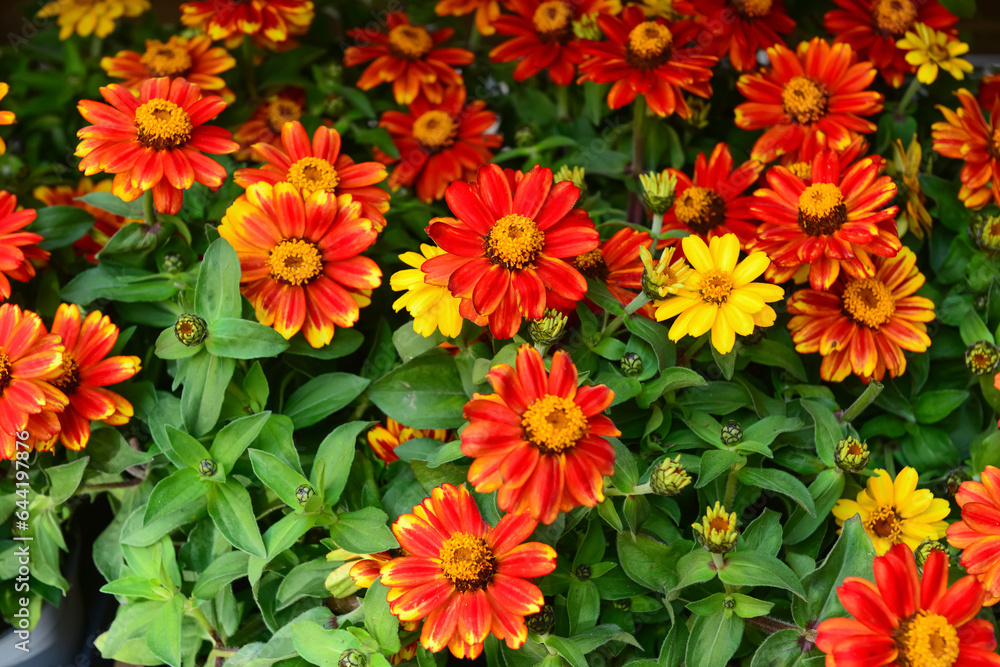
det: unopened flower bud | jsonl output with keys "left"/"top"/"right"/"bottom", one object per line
{"left": 571, "top": 13, "right": 602, "bottom": 40}
{"left": 338, "top": 649, "right": 365, "bottom": 667}
{"left": 914, "top": 539, "right": 948, "bottom": 571}
{"left": 739, "top": 326, "right": 765, "bottom": 346}
{"left": 324, "top": 95, "right": 346, "bottom": 117}
{"left": 639, "top": 170, "right": 677, "bottom": 214}
{"left": 162, "top": 252, "right": 185, "bottom": 273}
{"left": 296, "top": 484, "right": 315, "bottom": 505}
{"left": 515, "top": 125, "right": 537, "bottom": 148}
{"left": 525, "top": 604, "right": 554, "bottom": 635}
{"left": 973, "top": 214, "right": 1000, "bottom": 252}
{"left": 530, "top": 309, "right": 568, "bottom": 347}
{"left": 947, "top": 468, "right": 972, "bottom": 496}
{"left": 554, "top": 165, "right": 587, "bottom": 200}
{"left": 835, "top": 437, "right": 869, "bottom": 473}
{"left": 965, "top": 340, "right": 1000, "bottom": 376}
{"left": 639, "top": 246, "right": 692, "bottom": 301}
{"left": 613, "top": 598, "right": 630, "bottom": 610}
{"left": 199, "top": 458, "right": 217, "bottom": 477}
{"left": 721, "top": 420, "right": 742, "bottom": 445}
{"left": 323, "top": 61, "right": 344, "bottom": 84}
{"left": 975, "top": 293, "right": 988, "bottom": 312}
{"left": 685, "top": 97, "right": 711, "bottom": 129}
{"left": 621, "top": 352, "right": 642, "bottom": 377}
{"left": 692, "top": 501, "right": 739, "bottom": 553}
{"left": 575, "top": 564, "right": 591, "bottom": 580}
{"left": 174, "top": 313, "right": 207, "bottom": 347}
{"left": 650, "top": 455, "right": 692, "bottom": 496}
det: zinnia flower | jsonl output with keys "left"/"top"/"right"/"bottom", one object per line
{"left": 376, "top": 86, "right": 502, "bottom": 204}
{"left": 932, "top": 89, "right": 1000, "bottom": 210}
{"left": 0, "top": 83, "right": 14, "bottom": 156}
{"left": 100, "top": 35, "right": 237, "bottom": 102}
{"left": 832, "top": 467, "right": 949, "bottom": 555}
{"left": 897, "top": 22, "right": 972, "bottom": 85}
{"left": 652, "top": 234, "right": 784, "bottom": 354}
{"left": 423, "top": 163, "right": 598, "bottom": 340}
{"left": 947, "top": 465, "right": 1000, "bottom": 605}
{"left": 381, "top": 483, "right": 556, "bottom": 659}
{"left": 33, "top": 178, "right": 137, "bottom": 261}
{"left": 461, "top": 345, "right": 619, "bottom": 524}
{"left": 179, "top": 0, "right": 315, "bottom": 49}
{"left": 0, "top": 192, "right": 48, "bottom": 300}
{"left": 569, "top": 227, "right": 653, "bottom": 313}
{"left": 815, "top": 543, "right": 1000, "bottom": 666}
{"left": 734, "top": 38, "right": 883, "bottom": 163}
{"left": 37, "top": 0, "right": 149, "bottom": 40}
{"left": 234, "top": 120, "right": 390, "bottom": 230}
{"left": 232, "top": 87, "right": 304, "bottom": 161}
{"left": 75, "top": 77, "right": 238, "bottom": 215}
{"left": 690, "top": 0, "right": 795, "bottom": 72}
{"left": 344, "top": 13, "right": 474, "bottom": 105}
{"left": 824, "top": 0, "right": 957, "bottom": 88}
{"left": 367, "top": 418, "right": 449, "bottom": 464}
{"left": 786, "top": 247, "right": 935, "bottom": 382}
{"left": 660, "top": 142, "right": 762, "bottom": 244}
{"left": 489, "top": 0, "right": 622, "bottom": 85}
{"left": 435, "top": 0, "right": 501, "bottom": 35}
{"left": 219, "top": 183, "right": 381, "bottom": 348}
{"left": 391, "top": 245, "right": 464, "bottom": 339}
{"left": 576, "top": 5, "right": 716, "bottom": 118}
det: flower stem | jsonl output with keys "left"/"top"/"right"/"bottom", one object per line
{"left": 628, "top": 96, "right": 646, "bottom": 223}
{"left": 143, "top": 189, "right": 156, "bottom": 226}
{"left": 187, "top": 603, "right": 223, "bottom": 647}
{"left": 242, "top": 36, "right": 258, "bottom": 102}
{"left": 839, "top": 380, "right": 884, "bottom": 423}
{"left": 556, "top": 85, "right": 569, "bottom": 121}
{"left": 724, "top": 468, "right": 740, "bottom": 509}
{"left": 895, "top": 76, "right": 921, "bottom": 121}
{"left": 648, "top": 212, "right": 663, "bottom": 252}
{"left": 746, "top": 615, "right": 802, "bottom": 635}
{"left": 624, "top": 292, "right": 650, "bottom": 316}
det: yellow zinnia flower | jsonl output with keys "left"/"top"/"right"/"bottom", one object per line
{"left": 0, "top": 83, "right": 14, "bottom": 156}
{"left": 832, "top": 467, "right": 950, "bottom": 556}
{"left": 391, "top": 244, "right": 463, "bottom": 339}
{"left": 897, "top": 23, "right": 973, "bottom": 85}
{"left": 651, "top": 234, "right": 784, "bottom": 354}
{"left": 38, "top": 0, "right": 149, "bottom": 40}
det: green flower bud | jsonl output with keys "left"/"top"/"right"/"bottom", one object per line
{"left": 685, "top": 98, "right": 711, "bottom": 129}
{"left": 621, "top": 352, "right": 642, "bottom": 377}
{"left": 965, "top": 340, "right": 1000, "bottom": 376}
{"left": 947, "top": 468, "right": 971, "bottom": 496}
{"left": 639, "top": 245, "right": 692, "bottom": 301}
{"left": 174, "top": 313, "right": 207, "bottom": 347}
{"left": 721, "top": 420, "right": 742, "bottom": 445}
{"left": 692, "top": 501, "right": 739, "bottom": 554}
{"left": 575, "top": 564, "right": 591, "bottom": 581}
{"left": 975, "top": 293, "right": 988, "bottom": 312}
{"left": 324, "top": 95, "right": 346, "bottom": 118}
{"left": 613, "top": 598, "right": 630, "bottom": 610}
{"left": 525, "top": 605, "right": 554, "bottom": 635}
{"left": 515, "top": 125, "right": 537, "bottom": 148}
{"left": 973, "top": 213, "right": 1000, "bottom": 252}
{"left": 295, "top": 484, "right": 315, "bottom": 505}
{"left": 554, "top": 165, "right": 587, "bottom": 200}
{"left": 835, "top": 437, "right": 869, "bottom": 473}
{"left": 571, "top": 13, "right": 602, "bottom": 40}
{"left": 739, "top": 326, "right": 765, "bottom": 346}
{"left": 198, "top": 459, "right": 217, "bottom": 477}
{"left": 162, "top": 252, "right": 185, "bottom": 273}
{"left": 639, "top": 170, "right": 677, "bottom": 214}
{"left": 529, "top": 309, "right": 568, "bottom": 347}
{"left": 650, "top": 455, "right": 692, "bottom": 496}
{"left": 914, "top": 539, "right": 948, "bottom": 571}
{"left": 338, "top": 649, "right": 366, "bottom": 667}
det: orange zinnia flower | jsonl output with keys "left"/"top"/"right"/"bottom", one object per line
{"left": 735, "top": 38, "right": 883, "bottom": 163}
{"left": 691, "top": 0, "right": 795, "bottom": 72}
{"left": 462, "top": 345, "right": 619, "bottom": 525}
{"left": 0, "top": 83, "right": 14, "bottom": 156}
{"left": 380, "top": 483, "right": 557, "bottom": 659}
{"left": 0, "top": 192, "right": 47, "bottom": 300}
{"left": 423, "top": 164, "right": 599, "bottom": 340}
{"left": 786, "top": 248, "right": 934, "bottom": 383}
{"left": 345, "top": 13, "right": 474, "bottom": 105}
{"left": 179, "top": 0, "right": 314, "bottom": 49}
{"left": 234, "top": 120, "right": 390, "bottom": 230}
{"left": 577, "top": 6, "right": 716, "bottom": 117}
{"left": 367, "top": 418, "right": 449, "bottom": 464}
{"left": 947, "top": 465, "right": 1000, "bottom": 606}
{"left": 33, "top": 178, "right": 137, "bottom": 262}
{"left": 932, "top": 89, "right": 1000, "bottom": 210}
{"left": 824, "top": 0, "right": 957, "bottom": 88}
{"left": 749, "top": 150, "right": 900, "bottom": 291}
{"left": 100, "top": 35, "right": 236, "bottom": 102}
{"left": 489, "top": 0, "right": 622, "bottom": 85}
{"left": 76, "top": 77, "right": 238, "bottom": 215}
{"left": 232, "top": 87, "right": 304, "bottom": 161}
{"left": 816, "top": 544, "right": 1000, "bottom": 666}
{"left": 219, "top": 183, "right": 381, "bottom": 348}
{"left": 435, "top": 0, "right": 501, "bottom": 35}
{"left": 376, "top": 86, "right": 502, "bottom": 204}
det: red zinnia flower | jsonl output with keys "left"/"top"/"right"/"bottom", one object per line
{"left": 947, "top": 465, "right": 1000, "bottom": 606}
{"left": 33, "top": 178, "right": 136, "bottom": 261}
{"left": 345, "top": 13, "right": 474, "bottom": 105}
{"left": 100, "top": 35, "right": 236, "bottom": 102}
{"left": 232, "top": 87, "right": 304, "bottom": 161}
{"left": 568, "top": 226, "right": 652, "bottom": 314}
{"left": 824, "top": 0, "right": 958, "bottom": 88}
{"left": 815, "top": 543, "right": 1000, "bottom": 666}
{"left": 462, "top": 345, "right": 619, "bottom": 524}
{"left": 932, "top": 89, "right": 1000, "bottom": 210}
{"left": 423, "top": 164, "right": 599, "bottom": 340}
{"left": 380, "top": 483, "right": 557, "bottom": 659}
{"left": 376, "top": 86, "right": 503, "bottom": 204}
{"left": 180, "top": 0, "right": 314, "bottom": 49}
{"left": 734, "top": 38, "right": 883, "bottom": 163}
{"left": 75, "top": 77, "right": 238, "bottom": 215}
{"left": 691, "top": 0, "right": 795, "bottom": 72}
{"left": 367, "top": 418, "right": 449, "bottom": 465}
{"left": 435, "top": 0, "right": 501, "bottom": 35}
{"left": 0, "top": 192, "right": 48, "bottom": 300}
{"left": 489, "top": 0, "right": 622, "bottom": 85}
{"left": 577, "top": 5, "right": 716, "bottom": 118}
{"left": 219, "top": 183, "right": 381, "bottom": 348}
{"left": 749, "top": 149, "right": 900, "bottom": 290}
{"left": 234, "top": 120, "right": 390, "bottom": 230}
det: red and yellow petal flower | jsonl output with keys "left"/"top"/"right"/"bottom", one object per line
{"left": 932, "top": 89, "right": 1000, "bottom": 210}
{"left": 691, "top": 0, "right": 795, "bottom": 72}
{"left": 100, "top": 35, "right": 236, "bottom": 101}
{"left": 180, "top": 0, "right": 314, "bottom": 49}
{"left": 366, "top": 417, "right": 449, "bottom": 464}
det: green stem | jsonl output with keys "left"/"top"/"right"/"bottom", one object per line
{"left": 556, "top": 85, "right": 569, "bottom": 121}
{"left": 187, "top": 604, "right": 223, "bottom": 647}
{"left": 142, "top": 189, "right": 156, "bottom": 226}
{"left": 723, "top": 468, "right": 739, "bottom": 509}
{"left": 648, "top": 212, "right": 663, "bottom": 251}
{"left": 746, "top": 616, "right": 801, "bottom": 635}
{"left": 710, "top": 552, "right": 736, "bottom": 594}
{"left": 89, "top": 35, "right": 104, "bottom": 62}
{"left": 624, "top": 292, "right": 650, "bottom": 316}
{"left": 895, "top": 76, "right": 921, "bottom": 120}
{"left": 839, "top": 380, "right": 884, "bottom": 423}
{"left": 242, "top": 36, "right": 258, "bottom": 102}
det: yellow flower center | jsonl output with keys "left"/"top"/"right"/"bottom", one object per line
{"left": 865, "top": 504, "right": 902, "bottom": 542}
{"left": 843, "top": 277, "right": 896, "bottom": 329}
{"left": 51, "top": 355, "right": 80, "bottom": 394}
{"left": 287, "top": 157, "right": 339, "bottom": 196}
{"left": 572, "top": 248, "right": 608, "bottom": 280}
{"left": 140, "top": 42, "right": 193, "bottom": 77}
{"left": 782, "top": 76, "right": 829, "bottom": 125}
{"left": 927, "top": 41, "right": 951, "bottom": 63}
{"left": 412, "top": 110, "right": 458, "bottom": 150}
{"left": 896, "top": 611, "right": 960, "bottom": 667}
{"left": 438, "top": 532, "right": 495, "bottom": 591}
{"left": 788, "top": 161, "right": 812, "bottom": 180}
{"left": 798, "top": 183, "right": 847, "bottom": 236}
{"left": 990, "top": 128, "right": 1000, "bottom": 159}
{"left": 266, "top": 99, "right": 302, "bottom": 133}
{"left": 626, "top": 21, "right": 673, "bottom": 69}
{"left": 0, "top": 353, "right": 12, "bottom": 395}
{"left": 268, "top": 238, "right": 323, "bottom": 286}
{"left": 732, "top": 0, "right": 773, "bottom": 18}
{"left": 533, "top": 1, "right": 573, "bottom": 38}
{"left": 872, "top": 0, "right": 917, "bottom": 37}
{"left": 485, "top": 214, "right": 545, "bottom": 270}
{"left": 674, "top": 186, "right": 726, "bottom": 234}
{"left": 388, "top": 25, "right": 434, "bottom": 60}
{"left": 522, "top": 394, "right": 588, "bottom": 454}
{"left": 135, "top": 99, "right": 193, "bottom": 151}
{"left": 699, "top": 269, "right": 734, "bottom": 305}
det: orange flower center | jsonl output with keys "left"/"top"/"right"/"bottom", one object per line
{"left": 268, "top": 238, "right": 323, "bottom": 286}
{"left": 135, "top": 99, "right": 193, "bottom": 150}
{"left": 412, "top": 110, "right": 457, "bottom": 150}
{"left": 782, "top": 76, "right": 829, "bottom": 125}
{"left": 989, "top": 128, "right": 1000, "bottom": 159}
{"left": 388, "top": 25, "right": 434, "bottom": 60}
{"left": 51, "top": 355, "right": 80, "bottom": 394}
{"left": 287, "top": 157, "right": 339, "bottom": 196}
{"left": 533, "top": 1, "right": 573, "bottom": 38}
{"left": 698, "top": 270, "right": 734, "bottom": 305}
{"left": 572, "top": 248, "right": 609, "bottom": 280}
{"left": 787, "top": 161, "right": 812, "bottom": 180}
{"left": 872, "top": 0, "right": 917, "bottom": 37}
{"left": 626, "top": 21, "right": 673, "bottom": 69}
{"left": 266, "top": 99, "right": 302, "bottom": 133}
{"left": 895, "top": 610, "right": 959, "bottom": 667}
{"left": 731, "top": 0, "right": 773, "bottom": 18}
{"left": 843, "top": 277, "right": 895, "bottom": 329}
{"left": 140, "top": 41, "right": 193, "bottom": 78}
{"left": 674, "top": 186, "right": 726, "bottom": 234}
{"left": 438, "top": 532, "right": 495, "bottom": 591}
{"left": 0, "top": 353, "right": 12, "bottom": 394}
{"left": 865, "top": 504, "right": 902, "bottom": 541}
{"left": 798, "top": 183, "right": 847, "bottom": 235}
{"left": 485, "top": 214, "right": 545, "bottom": 270}
{"left": 522, "top": 394, "right": 588, "bottom": 454}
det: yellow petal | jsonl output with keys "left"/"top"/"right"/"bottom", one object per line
{"left": 709, "top": 234, "right": 740, "bottom": 273}
{"left": 711, "top": 314, "right": 735, "bottom": 354}
{"left": 892, "top": 467, "right": 919, "bottom": 508}
{"left": 731, "top": 252, "right": 770, "bottom": 286}
{"left": 686, "top": 303, "right": 718, "bottom": 338}
{"left": 917, "top": 62, "right": 938, "bottom": 85}
{"left": 681, "top": 234, "right": 714, "bottom": 273}
{"left": 721, "top": 303, "right": 754, "bottom": 336}
{"left": 868, "top": 469, "right": 895, "bottom": 505}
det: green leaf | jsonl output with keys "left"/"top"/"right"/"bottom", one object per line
{"left": 100, "top": 576, "right": 174, "bottom": 600}
{"left": 913, "top": 390, "right": 970, "bottom": 424}
{"left": 586, "top": 277, "right": 625, "bottom": 315}
{"left": 206, "top": 318, "right": 290, "bottom": 359}
{"left": 719, "top": 551, "right": 806, "bottom": 599}
{"left": 249, "top": 449, "right": 312, "bottom": 510}
{"left": 623, "top": 315, "right": 674, "bottom": 369}
{"left": 155, "top": 327, "right": 202, "bottom": 360}
{"left": 567, "top": 578, "right": 600, "bottom": 635}
{"left": 682, "top": 411, "right": 723, "bottom": 447}
{"left": 86, "top": 426, "right": 153, "bottom": 474}
{"left": 210, "top": 411, "right": 271, "bottom": 474}
{"left": 695, "top": 450, "right": 744, "bottom": 488}
{"left": 196, "top": 238, "right": 242, "bottom": 323}
{"left": 61, "top": 264, "right": 178, "bottom": 305}
{"left": 367, "top": 350, "right": 469, "bottom": 429}
{"left": 165, "top": 426, "right": 213, "bottom": 472}
{"left": 742, "top": 416, "right": 805, "bottom": 447}
{"left": 28, "top": 205, "right": 94, "bottom": 249}
{"left": 686, "top": 593, "right": 726, "bottom": 616}
{"left": 637, "top": 366, "right": 706, "bottom": 408}
{"left": 801, "top": 399, "right": 843, "bottom": 468}
{"left": 392, "top": 322, "right": 445, "bottom": 363}
{"left": 207, "top": 480, "right": 266, "bottom": 558}
{"left": 287, "top": 329, "right": 364, "bottom": 359}
{"left": 144, "top": 468, "right": 209, "bottom": 527}
{"left": 44, "top": 457, "right": 89, "bottom": 505}
{"left": 363, "top": 580, "right": 401, "bottom": 654}
{"left": 78, "top": 191, "right": 144, "bottom": 218}
{"left": 736, "top": 468, "right": 816, "bottom": 516}
{"left": 960, "top": 311, "right": 994, "bottom": 346}
{"left": 328, "top": 507, "right": 399, "bottom": 554}
{"left": 671, "top": 549, "right": 716, "bottom": 592}
{"left": 146, "top": 595, "right": 183, "bottom": 667}
{"left": 244, "top": 361, "right": 269, "bottom": 411}
{"left": 783, "top": 468, "right": 845, "bottom": 546}
{"left": 712, "top": 343, "right": 738, "bottom": 380}
{"left": 192, "top": 551, "right": 250, "bottom": 599}
{"left": 684, "top": 610, "right": 743, "bottom": 667}
{"left": 792, "top": 516, "right": 875, "bottom": 627}
{"left": 738, "top": 509, "right": 783, "bottom": 557}
{"left": 262, "top": 512, "right": 316, "bottom": 561}
{"left": 290, "top": 622, "right": 361, "bottom": 666}
{"left": 731, "top": 593, "right": 773, "bottom": 618}
{"left": 742, "top": 339, "right": 807, "bottom": 382}
{"left": 181, "top": 349, "right": 236, "bottom": 436}
{"left": 659, "top": 618, "right": 688, "bottom": 667}
{"left": 311, "top": 421, "right": 368, "bottom": 505}
{"left": 616, "top": 533, "right": 685, "bottom": 592}
{"left": 353, "top": 126, "right": 398, "bottom": 159}
{"left": 938, "top": 0, "right": 976, "bottom": 18}
{"left": 750, "top": 629, "right": 802, "bottom": 667}
{"left": 284, "top": 373, "right": 370, "bottom": 429}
